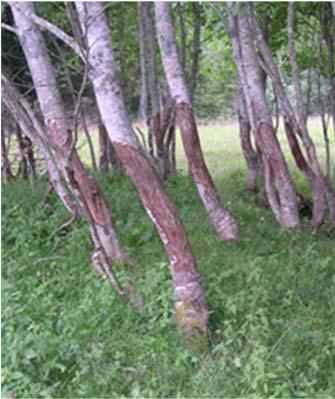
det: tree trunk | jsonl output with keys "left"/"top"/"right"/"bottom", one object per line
{"left": 248, "top": 4, "right": 335, "bottom": 226}
{"left": 316, "top": 39, "right": 331, "bottom": 179}
{"left": 1, "top": 128, "right": 14, "bottom": 182}
{"left": 2, "top": 73, "right": 78, "bottom": 215}
{"left": 11, "top": 2, "right": 128, "bottom": 271}
{"left": 98, "top": 119, "right": 109, "bottom": 173}
{"left": 155, "top": 2, "right": 239, "bottom": 241}
{"left": 177, "top": 2, "right": 186, "bottom": 73}
{"left": 237, "top": 11, "right": 299, "bottom": 229}
{"left": 52, "top": 35, "right": 98, "bottom": 173}
{"left": 137, "top": 2, "right": 148, "bottom": 123}
{"left": 189, "top": 3, "right": 201, "bottom": 103}
{"left": 320, "top": 3, "right": 335, "bottom": 142}
{"left": 287, "top": 3, "right": 334, "bottom": 226}
{"left": 237, "top": 80, "right": 261, "bottom": 193}
{"left": 141, "top": 2, "right": 168, "bottom": 176}
{"left": 75, "top": 1, "right": 209, "bottom": 339}
{"left": 15, "top": 124, "right": 29, "bottom": 180}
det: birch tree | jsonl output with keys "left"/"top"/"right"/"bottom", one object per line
{"left": 74, "top": 2, "right": 209, "bottom": 339}
{"left": 10, "top": 2, "right": 129, "bottom": 296}
{"left": 232, "top": 6, "right": 300, "bottom": 229}
{"left": 155, "top": 2, "right": 239, "bottom": 242}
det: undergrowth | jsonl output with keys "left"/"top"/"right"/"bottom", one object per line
{"left": 2, "top": 171, "right": 335, "bottom": 398}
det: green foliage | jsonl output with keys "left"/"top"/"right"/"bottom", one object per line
{"left": 2, "top": 154, "right": 335, "bottom": 397}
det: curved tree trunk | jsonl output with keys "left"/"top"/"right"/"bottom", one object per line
{"left": 287, "top": 3, "right": 334, "bottom": 226}
{"left": 155, "top": 2, "right": 239, "bottom": 241}
{"left": 236, "top": 11, "right": 299, "bottom": 229}
{"left": 11, "top": 2, "right": 128, "bottom": 276}
{"left": 248, "top": 4, "right": 334, "bottom": 227}
{"left": 2, "top": 73, "right": 78, "bottom": 215}
{"left": 75, "top": 1, "right": 208, "bottom": 339}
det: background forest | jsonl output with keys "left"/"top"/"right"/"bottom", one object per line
{"left": 2, "top": 1, "right": 335, "bottom": 398}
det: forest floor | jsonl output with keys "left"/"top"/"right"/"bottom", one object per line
{"left": 2, "top": 119, "right": 335, "bottom": 398}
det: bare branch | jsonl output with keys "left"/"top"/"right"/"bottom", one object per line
{"left": 9, "top": 2, "right": 84, "bottom": 61}
{"left": 1, "top": 22, "right": 17, "bottom": 34}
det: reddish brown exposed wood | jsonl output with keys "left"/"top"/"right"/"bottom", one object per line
{"left": 113, "top": 141, "right": 208, "bottom": 337}
{"left": 177, "top": 103, "right": 239, "bottom": 240}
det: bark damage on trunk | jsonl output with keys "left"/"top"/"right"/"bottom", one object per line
{"left": 236, "top": 10, "right": 300, "bottom": 229}
{"left": 11, "top": 2, "right": 129, "bottom": 294}
{"left": 177, "top": 102, "right": 239, "bottom": 240}
{"left": 75, "top": 1, "right": 209, "bottom": 340}
{"left": 248, "top": 4, "right": 334, "bottom": 228}
{"left": 114, "top": 142, "right": 208, "bottom": 337}
{"left": 155, "top": 2, "right": 239, "bottom": 242}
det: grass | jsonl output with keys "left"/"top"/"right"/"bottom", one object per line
{"left": 2, "top": 120, "right": 335, "bottom": 398}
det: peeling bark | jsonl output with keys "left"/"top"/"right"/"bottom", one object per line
{"left": 237, "top": 11, "right": 299, "bottom": 229}
{"left": 11, "top": 2, "right": 128, "bottom": 272}
{"left": 287, "top": 3, "right": 334, "bottom": 226}
{"left": 75, "top": 1, "right": 209, "bottom": 338}
{"left": 248, "top": 4, "right": 334, "bottom": 226}
{"left": 2, "top": 73, "right": 77, "bottom": 215}
{"left": 155, "top": 2, "right": 238, "bottom": 241}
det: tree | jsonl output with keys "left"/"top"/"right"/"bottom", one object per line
{"left": 10, "top": 2, "right": 129, "bottom": 299}
{"left": 155, "top": 2, "right": 239, "bottom": 242}
{"left": 74, "top": 1, "right": 208, "bottom": 339}
{"left": 227, "top": 3, "right": 300, "bottom": 229}
{"left": 247, "top": 3, "right": 334, "bottom": 227}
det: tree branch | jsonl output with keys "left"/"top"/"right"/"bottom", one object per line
{"left": 9, "top": 2, "right": 84, "bottom": 61}
{"left": 1, "top": 22, "right": 17, "bottom": 34}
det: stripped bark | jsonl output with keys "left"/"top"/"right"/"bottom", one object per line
{"left": 75, "top": 1, "right": 209, "bottom": 338}
{"left": 236, "top": 10, "right": 299, "bottom": 229}
{"left": 287, "top": 3, "right": 334, "bottom": 226}
{"left": 2, "top": 73, "right": 77, "bottom": 215}
{"left": 11, "top": 2, "right": 128, "bottom": 279}
{"left": 155, "top": 2, "right": 239, "bottom": 241}
{"left": 248, "top": 4, "right": 334, "bottom": 227}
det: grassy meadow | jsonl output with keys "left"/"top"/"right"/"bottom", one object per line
{"left": 2, "top": 119, "right": 335, "bottom": 398}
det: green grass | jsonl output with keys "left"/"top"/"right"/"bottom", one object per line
{"left": 2, "top": 121, "right": 335, "bottom": 398}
